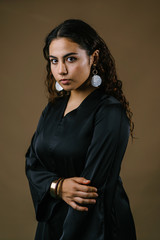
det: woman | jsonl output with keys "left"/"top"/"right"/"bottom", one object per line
{"left": 25, "top": 19, "right": 136, "bottom": 240}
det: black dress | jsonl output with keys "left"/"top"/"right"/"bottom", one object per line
{"left": 25, "top": 88, "right": 136, "bottom": 240}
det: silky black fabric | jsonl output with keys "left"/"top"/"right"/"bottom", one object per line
{"left": 25, "top": 88, "right": 136, "bottom": 240}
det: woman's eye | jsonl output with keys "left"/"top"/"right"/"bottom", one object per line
{"left": 50, "top": 59, "right": 58, "bottom": 64}
{"left": 67, "top": 57, "right": 76, "bottom": 62}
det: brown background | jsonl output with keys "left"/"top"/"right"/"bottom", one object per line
{"left": 0, "top": 0, "right": 160, "bottom": 239}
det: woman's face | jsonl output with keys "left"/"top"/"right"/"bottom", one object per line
{"left": 49, "top": 37, "right": 95, "bottom": 92}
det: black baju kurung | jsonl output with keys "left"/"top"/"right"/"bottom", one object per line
{"left": 25, "top": 88, "right": 136, "bottom": 240}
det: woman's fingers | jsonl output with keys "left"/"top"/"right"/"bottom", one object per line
{"left": 70, "top": 200, "right": 88, "bottom": 212}
{"left": 74, "top": 183, "right": 98, "bottom": 194}
{"left": 73, "top": 177, "right": 91, "bottom": 185}
{"left": 74, "top": 197, "right": 96, "bottom": 205}
{"left": 65, "top": 177, "right": 97, "bottom": 193}
{"left": 74, "top": 190, "right": 98, "bottom": 199}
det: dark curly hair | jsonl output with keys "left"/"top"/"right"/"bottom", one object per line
{"left": 43, "top": 19, "right": 134, "bottom": 140}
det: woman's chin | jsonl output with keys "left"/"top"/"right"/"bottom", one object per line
{"left": 62, "top": 86, "right": 74, "bottom": 91}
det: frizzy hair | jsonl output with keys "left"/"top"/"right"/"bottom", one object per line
{"left": 43, "top": 19, "right": 134, "bottom": 140}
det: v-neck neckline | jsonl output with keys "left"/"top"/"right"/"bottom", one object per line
{"left": 61, "top": 88, "right": 102, "bottom": 120}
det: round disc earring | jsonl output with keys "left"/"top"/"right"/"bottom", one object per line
{"left": 91, "top": 66, "right": 102, "bottom": 87}
{"left": 55, "top": 81, "right": 63, "bottom": 91}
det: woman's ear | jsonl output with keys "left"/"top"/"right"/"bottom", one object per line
{"left": 90, "top": 50, "right": 99, "bottom": 66}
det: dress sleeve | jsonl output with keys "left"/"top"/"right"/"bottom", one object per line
{"left": 81, "top": 103, "right": 129, "bottom": 189}
{"left": 25, "top": 103, "right": 61, "bottom": 222}
{"left": 59, "top": 102, "right": 130, "bottom": 240}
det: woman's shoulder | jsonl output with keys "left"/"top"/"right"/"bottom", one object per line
{"left": 98, "top": 91, "right": 121, "bottom": 107}
{"left": 43, "top": 96, "right": 66, "bottom": 112}
{"left": 96, "top": 91, "right": 126, "bottom": 119}
{"left": 41, "top": 101, "right": 53, "bottom": 116}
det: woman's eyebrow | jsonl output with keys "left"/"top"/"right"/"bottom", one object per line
{"left": 49, "top": 52, "right": 78, "bottom": 58}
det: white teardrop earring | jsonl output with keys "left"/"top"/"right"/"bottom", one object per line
{"left": 91, "top": 65, "right": 102, "bottom": 87}
{"left": 55, "top": 81, "right": 63, "bottom": 91}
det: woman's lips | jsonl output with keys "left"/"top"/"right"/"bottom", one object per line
{"left": 60, "top": 79, "right": 71, "bottom": 85}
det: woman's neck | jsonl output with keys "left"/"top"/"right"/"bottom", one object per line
{"left": 69, "top": 86, "right": 96, "bottom": 103}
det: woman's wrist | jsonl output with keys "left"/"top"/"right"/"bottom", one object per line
{"left": 57, "top": 178, "right": 65, "bottom": 197}
{"left": 50, "top": 178, "right": 65, "bottom": 199}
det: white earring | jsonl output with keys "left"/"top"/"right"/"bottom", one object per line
{"left": 91, "top": 66, "right": 102, "bottom": 87}
{"left": 55, "top": 81, "right": 63, "bottom": 91}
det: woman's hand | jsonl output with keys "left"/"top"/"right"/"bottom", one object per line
{"left": 60, "top": 177, "right": 98, "bottom": 211}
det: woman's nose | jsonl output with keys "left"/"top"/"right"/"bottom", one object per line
{"left": 58, "top": 62, "right": 68, "bottom": 75}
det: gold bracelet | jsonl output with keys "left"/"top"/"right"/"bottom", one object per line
{"left": 50, "top": 178, "right": 62, "bottom": 198}
{"left": 56, "top": 178, "right": 65, "bottom": 198}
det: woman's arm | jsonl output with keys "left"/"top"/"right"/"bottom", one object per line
{"left": 25, "top": 132, "right": 60, "bottom": 221}
{"left": 25, "top": 103, "right": 61, "bottom": 221}
{"left": 59, "top": 102, "right": 130, "bottom": 239}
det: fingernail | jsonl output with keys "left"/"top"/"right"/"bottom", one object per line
{"left": 84, "top": 180, "right": 90, "bottom": 183}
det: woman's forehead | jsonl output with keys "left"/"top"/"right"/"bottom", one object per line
{"left": 49, "top": 38, "right": 85, "bottom": 56}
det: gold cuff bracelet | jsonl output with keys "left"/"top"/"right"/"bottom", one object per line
{"left": 50, "top": 178, "right": 62, "bottom": 198}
